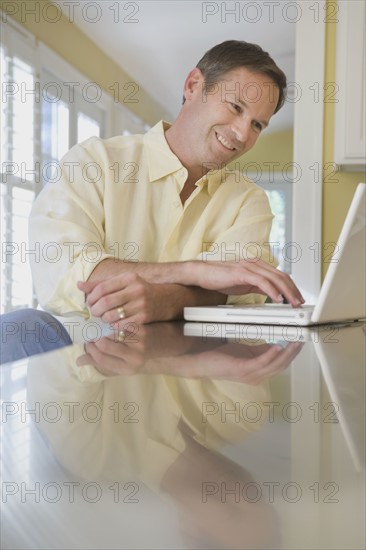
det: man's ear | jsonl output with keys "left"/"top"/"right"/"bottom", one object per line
{"left": 183, "top": 68, "right": 204, "bottom": 102}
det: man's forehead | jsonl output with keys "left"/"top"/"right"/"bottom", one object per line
{"left": 217, "top": 67, "right": 278, "bottom": 88}
{"left": 211, "top": 69, "right": 279, "bottom": 103}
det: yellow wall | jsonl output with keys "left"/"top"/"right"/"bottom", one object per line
{"left": 322, "top": 1, "right": 366, "bottom": 278}
{"left": 232, "top": 127, "right": 293, "bottom": 171}
{"left": 5, "top": 0, "right": 169, "bottom": 125}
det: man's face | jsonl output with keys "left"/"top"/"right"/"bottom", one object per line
{"left": 181, "top": 66, "right": 280, "bottom": 169}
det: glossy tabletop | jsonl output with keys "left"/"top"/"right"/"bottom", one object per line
{"left": 1, "top": 321, "right": 365, "bottom": 549}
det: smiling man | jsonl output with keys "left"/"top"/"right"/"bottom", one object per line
{"left": 1, "top": 40, "right": 304, "bottom": 362}
{"left": 165, "top": 64, "right": 280, "bottom": 202}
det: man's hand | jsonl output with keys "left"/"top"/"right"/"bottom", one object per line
{"left": 78, "top": 273, "right": 226, "bottom": 326}
{"left": 78, "top": 257, "right": 304, "bottom": 326}
{"left": 88, "top": 258, "right": 305, "bottom": 305}
{"left": 186, "top": 259, "right": 304, "bottom": 306}
{"left": 78, "top": 273, "right": 180, "bottom": 325}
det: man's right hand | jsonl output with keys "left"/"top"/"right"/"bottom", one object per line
{"left": 188, "top": 259, "right": 305, "bottom": 306}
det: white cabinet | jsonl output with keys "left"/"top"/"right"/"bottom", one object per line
{"left": 334, "top": 0, "right": 366, "bottom": 170}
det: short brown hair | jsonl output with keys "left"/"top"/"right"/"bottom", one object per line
{"left": 195, "top": 40, "right": 287, "bottom": 113}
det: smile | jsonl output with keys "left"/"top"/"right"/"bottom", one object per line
{"left": 215, "top": 132, "right": 236, "bottom": 151}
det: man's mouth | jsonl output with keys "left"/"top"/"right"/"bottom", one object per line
{"left": 215, "top": 132, "right": 236, "bottom": 151}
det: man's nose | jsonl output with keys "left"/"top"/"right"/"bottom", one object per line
{"left": 231, "top": 118, "right": 251, "bottom": 145}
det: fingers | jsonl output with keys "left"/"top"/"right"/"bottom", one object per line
{"left": 78, "top": 273, "right": 154, "bottom": 325}
{"left": 237, "top": 260, "right": 305, "bottom": 307}
{"left": 247, "top": 341, "right": 303, "bottom": 375}
{"left": 79, "top": 272, "right": 140, "bottom": 308}
{"left": 198, "top": 259, "right": 304, "bottom": 306}
{"left": 77, "top": 279, "right": 99, "bottom": 294}
{"left": 88, "top": 289, "right": 127, "bottom": 320}
{"left": 235, "top": 342, "right": 303, "bottom": 384}
{"left": 76, "top": 344, "right": 131, "bottom": 376}
{"left": 76, "top": 335, "right": 148, "bottom": 376}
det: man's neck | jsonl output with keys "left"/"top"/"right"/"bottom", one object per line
{"left": 179, "top": 178, "right": 198, "bottom": 206}
{"left": 165, "top": 123, "right": 208, "bottom": 204}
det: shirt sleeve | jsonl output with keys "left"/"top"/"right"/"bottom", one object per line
{"left": 197, "top": 180, "right": 277, "bottom": 305}
{"left": 29, "top": 139, "right": 114, "bottom": 317}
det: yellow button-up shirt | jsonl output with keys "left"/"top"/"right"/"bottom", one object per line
{"left": 29, "top": 121, "right": 274, "bottom": 316}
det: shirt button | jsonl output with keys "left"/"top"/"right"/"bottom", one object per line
{"left": 173, "top": 201, "right": 181, "bottom": 208}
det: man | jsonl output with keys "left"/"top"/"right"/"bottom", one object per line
{"left": 1, "top": 40, "right": 304, "bottom": 362}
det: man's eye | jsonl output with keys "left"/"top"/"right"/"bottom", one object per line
{"left": 253, "top": 121, "right": 263, "bottom": 132}
{"left": 230, "top": 103, "right": 241, "bottom": 113}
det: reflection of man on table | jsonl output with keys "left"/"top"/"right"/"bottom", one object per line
{"left": 24, "top": 325, "right": 301, "bottom": 548}
{"left": 1, "top": 40, "right": 304, "bottom": 362}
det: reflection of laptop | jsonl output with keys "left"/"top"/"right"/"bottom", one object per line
{"left": 185, "top": 183, "right": 366, "bottom": 326}
{"left": 184, "top": 321, "right": 366, "bottom": 471}
{"left": 314, "top": 325, "right": 366, "bottom": 471}
{"left": 183, "top": 321, "right": 365, "bottom": 343}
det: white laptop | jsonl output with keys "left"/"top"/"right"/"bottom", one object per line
{"left": 185, "top": 183, "right": 366, "bottom": 327}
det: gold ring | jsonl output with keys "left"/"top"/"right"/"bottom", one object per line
{"left": 117, "top": 306, "right": 126, "bottom": 319}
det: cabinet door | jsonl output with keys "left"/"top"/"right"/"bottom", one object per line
{"left": 334, "top": 0, "right": 366, "bottom": 169}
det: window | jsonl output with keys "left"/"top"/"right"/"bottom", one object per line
{"left": 1, "top": 23, "right": 39, "bottom": 313}
{"left": 262, "top": 181, "right": 293, "bottom": 273}
{"left": 112, "top": 101, "right": 150, "bottom": 136}
{"left": 39, "top": 68, "right": 106, "bottom": 188}
{"left": 1, "top": 19, "right": 147, "bottom": 314}
{"left": 246, "top": 169, "right": 293, "bottom": 273}
{"left": 41, "top": 73, "right": 71, "bottom": 173}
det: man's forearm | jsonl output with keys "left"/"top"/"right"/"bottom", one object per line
{"left": 85, "top": 255, "right": 305, "bottom": 310}
{"left": 152, "top": 283, "right": 227, "bottom": 321}
{"left": 83, "top": 260, "right": 227, "bottom": 324}
{"left": 88, "top": 258, "right": 193, "bottom": 285}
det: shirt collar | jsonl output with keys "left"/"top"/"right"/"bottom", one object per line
{"left": 202, "top": 170, "right": 222, "bottom": 197}
{"left": 143, "top": 120, "right": 223, "bottom": 196}
{"left": 143, "top": 120, "right": 183, "bottom": 182}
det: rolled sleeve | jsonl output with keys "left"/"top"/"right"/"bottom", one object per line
{"left": 29, "top": 140, "right": 114, "bottom": 316}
